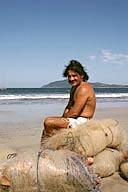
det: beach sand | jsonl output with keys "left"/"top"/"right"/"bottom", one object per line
{"left": 0, "top": 104, "right": 128, "bottom": 191}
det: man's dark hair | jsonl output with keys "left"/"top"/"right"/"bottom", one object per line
{"left": 63, "top": 60, "right": 89, "bottom": 81}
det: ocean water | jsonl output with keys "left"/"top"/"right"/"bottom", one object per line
{"left": 0, "top": 87, "right": 128, "bottom": 122}
{"left": 0, "top": 87, "right": 128, "bottom": 105}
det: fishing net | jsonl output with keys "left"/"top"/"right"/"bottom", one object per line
{"left": 41, "top": 119, "right": 123, "bottom": 157}
{"left": 118, "top": 142, "right": 128, "bottom": 180}
{"left": 0, "top": 119, "right": 125, "bottom": 191}
{"left": 0, "top": 149, "right": 100, "bottom": 192}
{"left": 120, "top": 161, "right": 128, "bottom": 180}
{"left": 90, "top": 148, "right": 124, "bottom": 178}
{"left": 99, "top": 119, "right": 123, "bottom": 148}
{"left": 117, "top": 142, "right": 128, "bottom": 160}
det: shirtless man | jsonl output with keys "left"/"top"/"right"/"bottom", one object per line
{"left": 41, "top": 60, "right": 96, "bottom": 140}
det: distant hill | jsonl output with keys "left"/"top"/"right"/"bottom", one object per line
{"left": 42, "top": 80, "right": 70, "bottom": 88}
{"left": 41, "top": 80, "right": 128, "bottom": 88}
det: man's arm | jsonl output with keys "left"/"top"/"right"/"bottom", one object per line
{"left": 62, "top": 89, "right": 73, "bottom": 117}
{"left": 62, "top": 108, "right": 69, "bottom": 117}
{"left": 63, "top": 86, "right": 88, "bottom": 118}
{"left": 62, "top": 99, "right": 72, "bottom": 117}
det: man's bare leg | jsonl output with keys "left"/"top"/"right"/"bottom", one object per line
{"left": 41, "top": 116, "right": 69, "bottom": 142}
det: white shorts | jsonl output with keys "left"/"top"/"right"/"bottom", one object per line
{"left": 67, "top": 117, "right": 89, "bottom": 129}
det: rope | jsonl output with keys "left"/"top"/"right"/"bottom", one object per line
{"left": 100, "top": 119, "right": 119, "bottom": 146}
{"left": 7, "top": 153, "right": 17, "bottom": 159}
{"left": 57, "top": 131, "right": 75, "bottom": 150}
{"left": 36, "top": 150, "right": 42, "bottom": 192}
{"left": 70, "top": 156, "right": 101, "bottom": 192}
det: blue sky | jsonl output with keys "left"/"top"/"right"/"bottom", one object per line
{"left": 0, "top": 0, "right": 128, "bottom": 88}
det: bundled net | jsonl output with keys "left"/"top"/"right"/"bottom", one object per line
{"left": 120, "top": 161, "right": 128, "bottom": 180}
{"left": 41, "top": 119, "right": 123, "bottom": 157}
{"left": 118, "top": 142, "right": 128, "bottom": 180}
{"left": 0, "top": 149, "right": 100, "bottom": 192}
{"left": 0, "top": 119, "right": 126, "bottom": 191}
{"left": 90, "top": 148, "right": 124, "bottom": 177}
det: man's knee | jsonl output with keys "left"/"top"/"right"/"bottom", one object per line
{"left": 44, "top": 117, "right": 49, "bottom": 127}
{"left": 44, "top": 117, "right": 52, "bottom": 128}
{"left": 44, "top": 116, "right": 69, "bottom": 132}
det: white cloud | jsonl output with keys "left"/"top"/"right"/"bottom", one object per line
{"left": 89, "top": 55, "right": 96, "bottom": 61}
{"left": 101, "top": 49, "right": 128, "bottom": 64}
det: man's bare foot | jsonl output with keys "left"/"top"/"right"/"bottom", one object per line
{"left": 86, "top": 157, "right": 94, "bottom": 165}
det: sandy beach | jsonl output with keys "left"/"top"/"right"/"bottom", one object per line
{"left": 0, "top": 103, "right": 128, "bottom": 191}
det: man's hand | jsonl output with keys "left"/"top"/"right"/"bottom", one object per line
{"left": 62, "top": 108, "right": 69, "bottom": 117}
